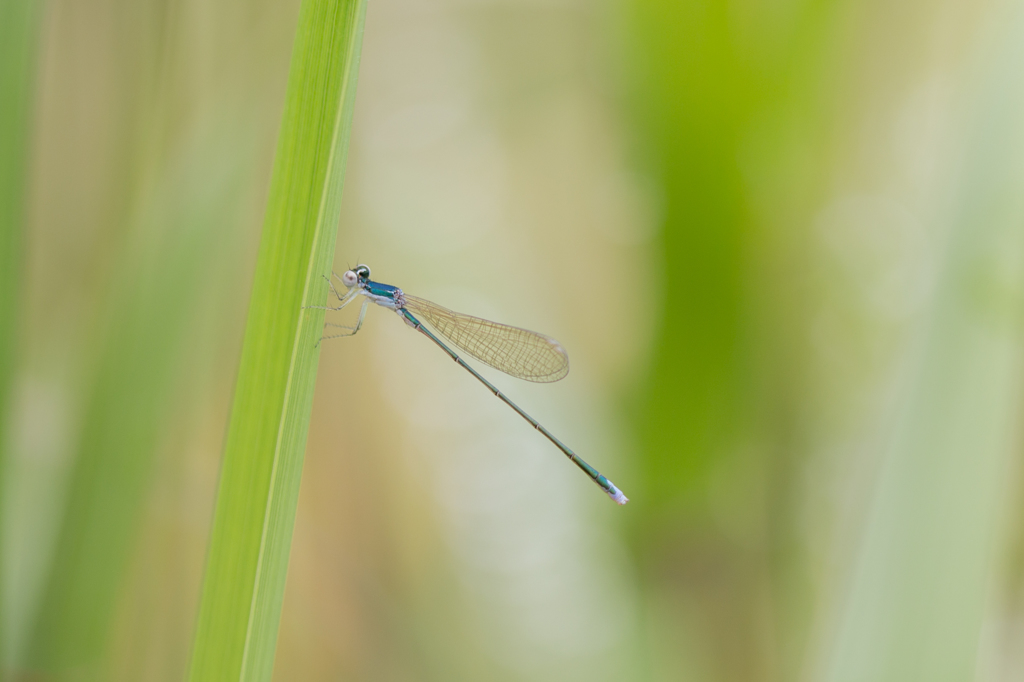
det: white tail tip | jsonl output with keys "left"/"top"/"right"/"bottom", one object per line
{"left": 605, "top": 482, "right": 629, "bottom": 505}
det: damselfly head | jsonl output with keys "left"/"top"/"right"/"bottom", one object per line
{"left": 342, "top": 265, "right": 371, "bottom": 288}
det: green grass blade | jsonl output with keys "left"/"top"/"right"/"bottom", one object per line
{"left": 0, "top": 0, "right": 38, "bottom": 380}
{"left": 186, "top": 1, "right": 366, "bottom": 680}
{"left": 0, "top": 0, "right": 42, "bottom": 678}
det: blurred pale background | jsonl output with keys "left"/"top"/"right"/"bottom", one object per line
{"left": 7, "top": 0, "right": 1024, "bottom": 680}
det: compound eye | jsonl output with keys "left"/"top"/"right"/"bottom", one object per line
{"left": 341, "top": 270, "right": 358, "bottom": 287}
{"left": 355, "top": 264, "right": 371, "bottom": 279}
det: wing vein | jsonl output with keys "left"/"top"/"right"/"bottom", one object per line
{"left": 403, "top": 294, "right": 569, "bottom": 382}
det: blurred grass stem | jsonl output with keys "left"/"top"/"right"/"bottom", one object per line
{"left": 824, "top": 6, "right": 1024, "bottom": 680}
{"left": 0, "top": 0, "right": 43, "bottom": 678}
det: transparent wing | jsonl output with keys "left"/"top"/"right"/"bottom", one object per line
{"left": 403, "top": 294, "right": 569, "bottom": 382}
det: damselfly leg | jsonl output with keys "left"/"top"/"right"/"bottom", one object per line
{"left": 318, "top": 298, "right": 369, "bottom": 344}
{"left": 304, "top": 274, "right": 368, "bottom": 346}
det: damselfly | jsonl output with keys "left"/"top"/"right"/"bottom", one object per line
{"left": 312, "top": 264, "right": 628, "bottom": 505}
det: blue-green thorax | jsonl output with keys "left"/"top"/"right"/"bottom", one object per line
{"left": 361, "top": 279, "right": 406, "bottom": 309}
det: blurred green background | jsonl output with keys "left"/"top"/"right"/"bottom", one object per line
{"left": 5, "top": 0, "right": 1024, "bottom": 680}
